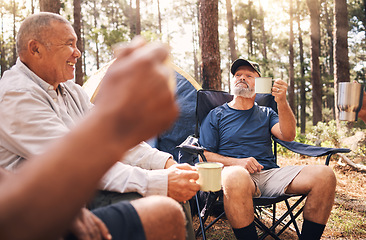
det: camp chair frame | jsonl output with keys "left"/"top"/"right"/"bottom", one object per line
{"left": 177, "top": 89, "right": 350, "bottom": 240}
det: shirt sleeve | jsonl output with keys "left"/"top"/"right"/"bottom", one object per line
{"left": 0, "top": 90, "right": 70, "bottom": 161}
{"left": 99, "top": 162, "right": 168, "bottom": 196}
{"left": 122, "top": 142, "right": 172, "bottom": 170}
{"left": 269, "top": 108, "right": 279, "bottom": 129}
{"left": 199, "top": 110, "right": 220, "bottom": 153}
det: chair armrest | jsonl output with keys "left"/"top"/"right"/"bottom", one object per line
{"left": 176, "top": 135, "right": 207, "bottom": 162}
{"left": 274, "top": 138, "right": 351, "bottom": 165}
{"left": 178, "top": 144, "right": 205, "bottom": 155}
{"left": 274, "top": 138, "right": 350, "bottom": 157}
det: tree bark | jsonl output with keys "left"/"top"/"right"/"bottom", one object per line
{"left": 11, "top": 0, "right": 16, "bottom": 66}
{"left": 306, "top": 0, "right": 322, "bottom": 125}
{"left": 226, "top": 0, "right": 237, "bottom": 62}
{"left": 324, "top": 1, "right": 334, "bottom": 78}
{"left": 259, "top": 1, "right": 267, "bottom": 60}
{"left": 73, "top": 0, "right": 83, "bottom": 86}
{"left": 93, "top": 0, "right": 99, "bottom": 70}
{"left": 39, "top": 0, "right": 61, "bottom": 13}
{"left": 297, "top": 0, "right": 306, "bottom": 134}
{"left": 1, "top": 11, "right": 5, "bottom": 76}
{"left": 136, "top": 0, "right": 141, "bottom": 35}
{"left": 157, "top": 0, "right": 162, "bottom": 38}
{"left": 199, "top": 0, "right": 221, "bottom": 90}
{"left": 363, "top": 0, "right": 366, "bottom": 39}
{"left": 289, "top": 0, "right": 296, "bottom": 116}
{"left": 334, "top": 0, "right": 350, "bottom": 123}
{"left": 247, "top": 0, "right": 254, "bottom": 57}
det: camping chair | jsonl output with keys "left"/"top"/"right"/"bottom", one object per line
{"left": 177, "top": 89, "right": 351, "bottom": 240}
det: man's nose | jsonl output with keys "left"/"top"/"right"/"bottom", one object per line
{"left": 73, "top": 47, "right": 81, "bottom": 59}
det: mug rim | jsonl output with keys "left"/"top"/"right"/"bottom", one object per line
{"left": 195, "top": 162, "right": 224, "bottom": 169}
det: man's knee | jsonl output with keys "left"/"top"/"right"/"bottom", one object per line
{"left": 132, "top": 196, "right": 185, "bottom": 239}
{"left": 312, "top": 165, "right": 336, "bottom": 190}
{"left": 134, "top": 195, "right": 184, "bottom": 220}
{"left": 222, "top": 166, "right": 255, "bottom": 196}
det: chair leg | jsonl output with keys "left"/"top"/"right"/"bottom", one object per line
{"left": 195, "top": 193, "right": 206, "bottom": 240}
{"left": 255, "top": 195, "right": 307, "bottom": 239}
{"left": 255, "top": 216, "right": 282, "bottom": 240}
{"left": 277, "top": 200, "right": 304, "bottom": 237}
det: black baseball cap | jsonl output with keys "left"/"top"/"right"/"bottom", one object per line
{"left": 230, "top": 59, "right": 261, "bottom": 77}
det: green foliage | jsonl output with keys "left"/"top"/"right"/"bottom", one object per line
{"left": 277, "top": 120, "right": 366, "bottom": 159}
{"left": 307, "top": 120, "right": 351, "bottom": 148}
{"left": 140, "top": 31, "right": 160, "bottom": 42}
{"left": 101, "top": 28, "right": 129, "bottom": 49}
{"left": 275, "top": 128, "right": 312, "bottom": 156}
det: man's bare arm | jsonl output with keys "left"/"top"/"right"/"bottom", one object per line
{"left": 203, "top": 150, "right": 263, "bottom": 174}
{"left": 271, "top": 79, "right": 296, "bottom": 141}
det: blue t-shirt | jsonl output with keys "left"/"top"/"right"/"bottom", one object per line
{"left": 199, "top": 103, "right": 279, "bottom": 170}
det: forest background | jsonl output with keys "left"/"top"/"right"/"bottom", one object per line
{"left": 1, "top": 0, "right": 366, "bottom": 151}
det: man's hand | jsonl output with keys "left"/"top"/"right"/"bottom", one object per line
{"left": 272, "top": 79, "right": 288, "bottom": 103}
{"left": 238, "top": 157, "right": 263, "bottom": 174}
{"left": 94, "top": 37, "right": 179, "bottom": 152}
{"left": 167, "top": 164, "right": 200, "bottom": 202}
{"left": 66, "top": 208, "right": 111, "bottom": 240}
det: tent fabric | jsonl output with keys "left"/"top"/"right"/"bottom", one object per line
{"left": 83, "top": 60, "right": 115, "bottom": 103}
{"left": 83, "top": 61, "right": 202, "bottom": 162}
{"left": 155, "top": 65, "right": 201, "bottom": 161}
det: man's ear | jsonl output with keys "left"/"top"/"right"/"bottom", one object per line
{"left": 28, "top": 40, "right": 41, "bottom": 57}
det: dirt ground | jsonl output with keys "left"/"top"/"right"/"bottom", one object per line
{"left": 192, "top": 155, "right": 366, "bottom": 240}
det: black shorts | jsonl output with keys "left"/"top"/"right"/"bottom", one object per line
{"left": 92, "top": 201, "right": 146, "bottom": 240}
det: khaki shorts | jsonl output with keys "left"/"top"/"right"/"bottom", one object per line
{"left": 251, "top": 165, "right": 304, "bottom": 198}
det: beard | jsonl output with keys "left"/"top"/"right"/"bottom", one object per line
{"left": 232, "top": 81, "right": 255, "bottom": 98}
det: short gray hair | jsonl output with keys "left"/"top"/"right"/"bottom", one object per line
{"left": 16, "top": 12, "right": 70, "bottom": 56}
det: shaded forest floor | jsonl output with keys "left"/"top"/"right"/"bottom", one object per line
{"left": 192, "top": 156, "right": 366, "bottom": 239}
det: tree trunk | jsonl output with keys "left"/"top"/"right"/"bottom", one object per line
{"left": 288, "top": 0, "right": 296, "bottom": 115}
{"left": 334, "top": 0, "right": 350, "bottom": 123}
{"left": 157, "top": 0, "right": 162, "bottom": 38}
{"left": 324, "top": 0, "right": 335, "bottom": 119}
{"left": 259, "top": 1, "right": 267, "bottom": 60}
{"left": 73, "top": 0, "right": 83, "bottom": 86}
{"left": 226, "top": 0, "right": 237, "bottom": 62}
{"left": 11, "top": 0, "right": 16, "bottom": 66}
{"left": 129, "top": 0, "right": 135, "bottom": 38}
{"left": 1, "top": 11, "right": 5, "bottom": 76}
{"left": 297, "top": 0, "right": 306, "bottom": 134}
{"left": 93, "top": 0, "right": 99, "bottom": 70}
{"left": 247, "top": 0, "right": 254, "bottom": 57}
{"left": 363, "top": 0, "right": 366, "bottom": 39}
{"left": 39, "top": 0, "right": 61, "bottom": 13}
{"left": 31, "top": 0, "right": 35, "bottom": 14}
{"left": 324, "top": 1, "right": 334, "bottom": 78}
{"left": 199, "top": 0, "right": 221, "bottom": 90}
{"left": 136, "top": 0, "right": 141, "bottom": 35}
{"left": 82, "top": 22, "right": 87, "bottom": 77}
{"left": 306, "top": 0, "right": 322, "bottom": 125}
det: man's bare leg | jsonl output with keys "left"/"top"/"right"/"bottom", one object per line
{"left": 222, "top": 166, "right": 256, "bottom": 228}
{"left": 132, "top": 196, "right": 186, "bottom": 240}
{"left": 286, "top": 165, "right": 336, "bottom": 239}
{"left": 286, "top": 165, "right": 336, "bottom": 224}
